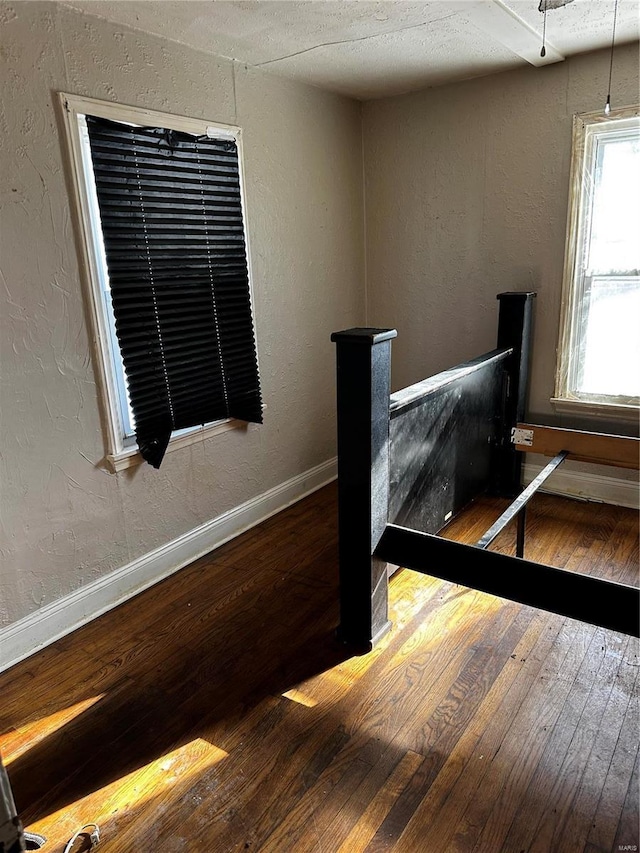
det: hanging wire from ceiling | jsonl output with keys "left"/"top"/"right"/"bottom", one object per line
{"left": 538, "top": 0, "right": 575, "bottom": 58}
{"left": 604, "top": 0, "right": 620, "bottom": 115}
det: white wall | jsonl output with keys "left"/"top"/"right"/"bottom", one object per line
{"left": 363, "top": 43, "right": 639, "bottom": 489}
{"left": 0, "top": 1, "right": 364, "bottom": 630}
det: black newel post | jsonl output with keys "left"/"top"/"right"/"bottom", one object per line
{"left": 331, "top": 328, "right": 397, "bottom": 651}
{"left": 494, "top": 291, "right": 536, "bottom": 497}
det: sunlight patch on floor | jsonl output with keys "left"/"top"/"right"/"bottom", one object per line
{"left": 27, "top": 738, "right": 228, "bottom": 846}
{"left": 282, "top": 688, "right": 318, "bottom": 707}
{"left": 2, "top": 694, "right": 106, "bottom": 765}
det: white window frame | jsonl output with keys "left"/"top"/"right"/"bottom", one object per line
{"left": 553, "top": 104, "right": 640, "bottom": 423}
{"left": 59, "top": 93, "right": 259, "bottom": 471}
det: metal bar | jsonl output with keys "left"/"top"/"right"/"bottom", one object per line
{"left": 516, "top": 506, "right": 526, "bottom": 558}
{"left": 376, "top": 523, "right": 639, "bottom": 637}
{"left": 476, "top": 451, "right": 568, "bottom": 550}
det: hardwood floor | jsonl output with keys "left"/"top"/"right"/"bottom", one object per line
{"left": 1, "top": 484, "right": 638, "bottom": 852}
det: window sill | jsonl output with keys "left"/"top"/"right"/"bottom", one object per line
{"left": 105, "top": 419, "right": 248, "bottom": 472}
{"left": 550, "top": 396, "right": 640, "bottom": 424}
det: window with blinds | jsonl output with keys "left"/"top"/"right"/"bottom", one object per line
{"left": 61, "top": 95, "right": 262, "bottom": 469}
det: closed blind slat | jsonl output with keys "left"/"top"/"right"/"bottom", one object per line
{"left": 86, "top": 115, "right": 262, "bottom": 468}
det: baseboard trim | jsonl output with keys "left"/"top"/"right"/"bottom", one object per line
{"left": 523, "top": 462, "right": 639, "bottom": 509}
{"left": 0, "top": 458, "right": 337, "bottom": 674}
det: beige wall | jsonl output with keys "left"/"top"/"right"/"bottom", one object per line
{"left": 363, "top": 44, "right": 639, "bottom": 414}
{"left": 0, "top": 2, "right": 364, "bottom": 627}
{"left": 363, "top": 43, "right": 639, "bottom": 483}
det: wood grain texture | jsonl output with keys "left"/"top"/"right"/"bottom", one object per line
{"left": 516, "top": 423, "right": 640, "bottom": 469}
{"left": 0, "top": 484, "right": 637, "bottom": 852}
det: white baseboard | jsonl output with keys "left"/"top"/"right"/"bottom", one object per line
{"left": 0, "top": 458, "right": 337, "bottom": 674}
{"left": 523, "top": 462, "right": 639, "bottom": 509}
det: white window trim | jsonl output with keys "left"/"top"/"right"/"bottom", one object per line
{"left": 553, "top": 104, "right": 640, "bottom": 420}
{"left": 549, "top": 396, "right": 640, "bottom": 424}
{"left": 106, "top": 420, "right": 250, "bottom": 472}
{"left": 59, "top": 93, "right": 260, "bottom": 472}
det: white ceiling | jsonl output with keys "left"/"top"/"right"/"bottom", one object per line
{"left": 62, "top": 0, "right": 640, "bottom": 99}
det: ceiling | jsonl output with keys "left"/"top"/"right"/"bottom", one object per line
{"left": 62, "top": 0, "right": 640, "bottom": 99}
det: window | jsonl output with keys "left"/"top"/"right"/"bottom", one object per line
{"left": 61, "top": 94, "right": 262, "bottom": 470}
{"left": 554, "top": 106, "right": 640, "bottom": 419}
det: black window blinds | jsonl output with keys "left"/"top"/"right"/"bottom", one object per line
{"left": 85, "top": 115, "right": 262, "bottom": 468}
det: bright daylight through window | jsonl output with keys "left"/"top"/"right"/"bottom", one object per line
{"left": 554, "top": 106, "right": 640, "bottom": 417}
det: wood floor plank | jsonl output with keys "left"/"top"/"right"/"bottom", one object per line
{"left": 0, "top": 487, "right": 635, "bottom": 853}
{"left": 499, "top": 628, "right": 636, "bottom": 848}
{"left": 332, "top": 750, "right": 425, "bottom": 853}
{"left": 0, "top": 647, "right": 100, "bottom": 731}
{"left": 172, "top": 589, "right": 502, "bottom": 851}
{"left": 612, "top": 747, "right": 640, "bottom": 853}
{"left": 91, "top": 576, "right": 448, "bottom": 851}
{"left": 448, "top": 617, "right": 600, "bottom": 852}
{"left": 393, "top": 607, "right": 557, "bottom": 852}
{"left": 360, "top": 620, "right": 531, "bottom": 852}
{"left": 477, "top": 631, "right": 631, "bottom": 853}
{"left": 356, "top": 603, "right": 532, "bottom": 851}
{"left": 554, "top": 641, "right": 639, "bottom": 853}
{"left": 397, "top": 613, "right": 593, "bottom": 853}
{"left": 584, "top": 652, "right": 640, "bottom": 853}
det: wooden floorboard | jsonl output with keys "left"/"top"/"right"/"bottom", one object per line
{"left": 0, "top": 484, "right": 637, "bottom": 852}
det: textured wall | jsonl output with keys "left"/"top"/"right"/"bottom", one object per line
{"left": 0, "top": 1, "right": 364, "bottom": 627}
{"left": 364, "top": 43, "right": 639, "bottom": 403}
{"left": 363, "top": 43, "right": 639, "bottom": 479}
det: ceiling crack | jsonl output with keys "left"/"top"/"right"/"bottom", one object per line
{"left": 255, "top": 14, "right": 458, "bottom": 66}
